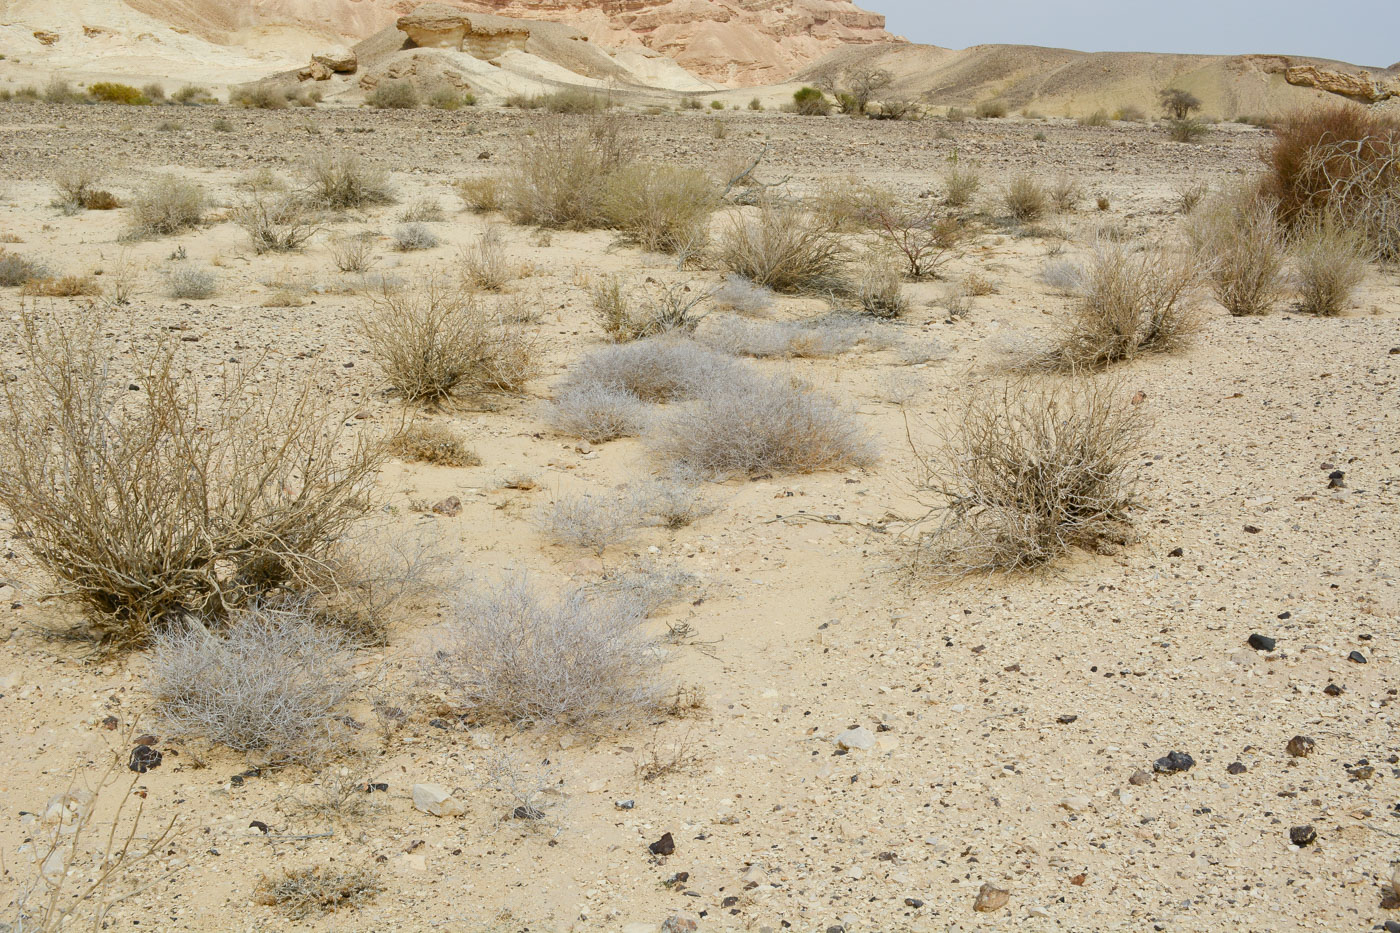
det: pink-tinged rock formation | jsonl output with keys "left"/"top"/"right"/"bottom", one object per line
{"left": 386, "top": 0, "right": 897, "bottom": 84}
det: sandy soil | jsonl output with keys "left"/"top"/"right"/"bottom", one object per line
{"left": 0, "top": 103, "right": 1397, "bottom": 933}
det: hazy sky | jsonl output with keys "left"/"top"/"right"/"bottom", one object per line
{"left": 875, "top": 1, "right": 1398, "bottom": 68}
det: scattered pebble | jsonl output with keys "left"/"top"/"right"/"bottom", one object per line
{"left": 974, "top": 883, "right": 1011, "bottom": 912}
{"left": 1153, "top": 751, "right": 1195, "bottom": 774}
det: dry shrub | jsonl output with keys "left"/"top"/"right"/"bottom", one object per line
{"left": 697, "top": 316, "right": 859, "bottom": 358}
{"left": 386, "top": 422, "right": 480, "bottom": 466}
{"left": 547, "top": 384, "right": 649, "bottom": 443}
{"left": 807, "top": 177, "right": 898, "bottom": 231}
{"left": 718, "top": 202, "right": 849, "bottom": 294}
{"left": 127, "top": 175, "right": 206, "bottom": 237}
{"left": 234, "top": 192, "right": 319, "bottom": 253}
{"left": 1188, "top": 192, "right": 1288, "bottom": 315}
{"left": 392, "top": 222, "right": 439, "bottom": 251}
{"left": 1263, "top": 104, "right": 1400, "bottom": 260}
{"left": 459, "top": 225, "right": 511, "bottom": 291}
{"left": 0, "top": 310, "right": 381, "bottom": 645}
{"left": 1004, "top": 174, "right": 1047, "bottom": 222}
{"left": 564, "top": 338, "right": 735, "bottom": 403}
{"left": 232, "top": 84, "right": 290, "bottom": 110}
{"left": 367, "top": 80, "right": 418, "bottom": 109}
{"left": 456, "top": 175, "right": 505, "bottom": 214}
{"left": 424, "top": 575, "right": 665, "bottom": 728}
{"left": 911, "top": 378, "right": 1144, "bottom": 578}
{"left": 52, "top": 166, "right": 119, "bottom": 212}
{"left": 595, "top": 279, "right": 709, "bottom": 342}
{"left": 870, "top": 207, "right": 966, "bottom": 278}
{"left": 1167, "top": 118, "right": 1209, "bottom": 143}
{"left": 304, "top": 154, "right": 394, "bottom": 210}
{"left": 539, "top": 492, "right": 644, "bottom": 553}
{"left": 711, "top": 274, "right": 774, "bottom": 314}
{"left": 146, "top": 604, "right": 360, "bottom": 765}
{"left": 1291, "top": 216, "right": 1370, "bottom": 315}
{"left": 943, "top": 161, "right": 981, "bottom": 207}
{"left": 0, "top": 249, "right": 47, "bottom": 286}
{"left": 358, "top": 278, "right": 535, "bottom": 405}
{"left": 1049, "top": 175, "right": 1083, "bottom": 212}
{"left": 166, "top": 263, "right": 217, "bottom": 299}
{"left": 1052, "top": 240, "right": 1203, "bottom": 367}
{"left": 254, "top": 865, "right": 382, "bottom": 920}
{"left": 1177, "top": 181, "right": 1209, "bottom": 214}
{"left": 975, "top": 99, "right": 1008, "bottom": 118}
{"left": 1039, "top": 257, "right": 1085, "bottom": 294}
{"left": 507, "top": 117, "right": 632, "bottom": 228}
{"left": 649, "top": 370, "right": 876, "bottom": 478}
{"left": 855, "top": 267, "right": 909, "bottom": 318}
{"left": 399, "top": 197, "right": 445, "bottom": 223}
{"left": 21, "top": 275, "right": 100, "bottom": 297}
{"left": 601, "top": 163, "right": 716, "bottom": 254}
{"left": 328, "top": 233, "right": 377, "bottom": 273}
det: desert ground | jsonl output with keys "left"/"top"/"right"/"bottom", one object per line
{"left": 0, "top": 99, "right": 1397, "bottom": 933}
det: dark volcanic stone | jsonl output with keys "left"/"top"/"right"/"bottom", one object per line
{"left": 1153, "top": 750, "right": 1195, "bottom": 773}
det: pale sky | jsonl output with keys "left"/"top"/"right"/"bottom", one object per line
{"left": 875, "top": 0, "right": 1398, "bottom": 69}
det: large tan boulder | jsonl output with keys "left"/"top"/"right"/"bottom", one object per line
{"left": 396, "top": 3, "right": 530, "bottom": 58}
{"left": 1285, "top": 64, "right": 1394, "bottom": 101}
{"left": 313, "top": 46, "right": 357, "bottom": 73}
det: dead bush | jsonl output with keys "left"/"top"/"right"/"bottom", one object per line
{"left": 254, "top": 865, "right": 382, "bottom": 920}
{"left": 0, "top": 310, "right": 380, "bottom": 644}
{"left": 386, "top": 422, "right": 480, "bottom": 466}
{"left": 146, "top": 604, "right": 361, "bottom": 765}
{"left": 910, "top": 378, "right": 1144, "bottom": 578}
{"left": 1188, "top": 192, "right": 1288, "bottom": 315}
{"left": 649, "top": 370, "right": 876, "bottom": 478}
{"left": 424, "top": 575, "right": 665, "bottom": 727}
{"left": 710, "top": 274, "right": 774, "bottom": 314}
{"left": 456, "top": 175, "right": 505, "bottom": 214}
{"left": 507, "top": 117, "right": 632, "bottom": 228}
{"left": 1039, "top": 257, "right": 1085, "bottom": 295}
{"left": 1291, "top": 216, "right": 1370, "bottom": 315}
{"left": 392, "top": 222, "right": 439, "bottom": 251}
{"left": 52, "top": 165, "right": 119, "bottom": 212}
{"left": 547, "top": 384, "right": 649, "bottom": 443}
{"left": 975, "top": 99, "right": 1008, "bottom": 119}
{"left": 304, "top": 153, "right": 394, "bottom": 210}
{"left": 870, "top": 207, "right": 966, "bottom": 278}
{"left": 459, "top": 225, "right": 511, "bottom": 291}
{"left": 127, "top": 175, "right": 206, "bottom": 237}
{"left": 234, "top": 192, "right": 319, "bottom": 253}
{"left": 399, "top": 197, "right": 445, "bottom": 223}
{"left": 1263, "top": 104, "right": 1400, "bottom": 260}
{"left": 366, "top": 80, "right": 418, "bottom": 109}
{"left": 358, "top": 278, "right": 535, "bottom": 406}
{"left": 718, "top": 202, "right": 849, "bottom": 294}
{"left": 1051, "top": 240, "right": 1203, "bottom": 367}
{"left": 20, "top": 275, "right": 101, "bottom": 297}
{"left": 807, "top": 177, "right": 898, "bottom": 231}
{"left": 0, "top": 250, "right": 48, "bottom": 287}
{"left": 563, "top": 338, "right": 735, "bottom": 402}
{"left": 539, "top": 491, "right": 644, "bottom": 553}
{"left": 943, "top": 160, "right": 981, "bottom": 207}
{"left": 601, "top": 163, "right": 716, "bottom": 254}
{"left": 328, "top": 233, "right": 377, "bottom": 273}
{"left": 1004, "top": 174, "right": 1047, "bottom": 222}
{"left": 166, "top": 263, "right": 218, "bottom": 299}
{"left": 855, "top": 267, "right": 910, "bottom": 318}
{"left": 595, "top": 279, "right": 709, "bottom": 341}
{"left": 1049, "top": 175, "right": 1083, "bottom": 213}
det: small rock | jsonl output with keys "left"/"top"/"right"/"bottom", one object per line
{"left": 1327, "top": 470, "right": 1346, "bottom": 488}
{"left": 974, "top": 883, "right": 1011, "bottom": 912}
{"left": 649, "top": 831, "right": 675, "bottom": 856}
{"left": 411, "top": 783, "right": 464, "bottom": 817}
{"left": 1227, "top": 761, "right": 1247, "bottom": 775}
{"left": 1070, "top": 872, "right": 1087, "bottom": 886}
{"left": 128, "top": 745, "right": 162, "bottom": 773}
{"left": 835, "top": 726, "right": 876, "bottom": 751}
{"left": 1153, "top": 751, "right": 1195, "bottom": 774}
{"left": 1128, "top": 769, "right": 1153, "bottom": 786}
{"left": 615, "top": 799, "right": 635, "bottom": 810}
{"left": 1347, "top": 650, "right": 1367, "bottom": 664}
{"left": 1244, "top": 524, "right": 1261, "bottom": 534}
{"left": 846, "top": 864, "right": 864, "bottom": 879}
{"left": 660, "top": 914, "right": 697, "bottom": 933}
{"left": 1390, "top": 863, "right": 1400, "bottom": 898}
{"left": 1059, "top": 795, "right": 1091, "bottom": 812}
{"left": 431, "top": 496, "right": 462, "bottom": 516}
{"left": 741, "top": 864, "right": 768, "bottom": 884}
{"left": 1286, "top": 735, "right": 1315, "bottom": 758}
{"left": 1167, "top": 546, "right": 1184, "bottom": 557}
{"left": 1323, "top": 683, "right": 1343, "bottom": 696}
{"left": 1247, "top": 633, "right": 1276, "bottom": 651}
{"left": 904, "top": 897, "right": 924, "bottom": 908}
{"left": 1027, "top": 905, "right": 1050, "bottom": 918}
{"left": 1056, "top": 714, "right": 1078, "bottom": 724}
{"left": 1289, "top": 824, "right": 1316, "bottom": 847}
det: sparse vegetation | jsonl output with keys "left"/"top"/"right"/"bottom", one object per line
{"left": 718, "top": 202, "right": 849, "bottom": 293}
{"left": 166, "top": 263, "right": 218, "bottom": 298}
{"left": 0, "top": 310, "right": 381, "bottom": 644}
{"left": 1167, "top": 117, "right": 1209, "bottom": 143}
{"left": 507, "top": 117, "right": 632, "bottom": 228}
{"left": 392, "top": 222, "right": 439, "bottom": 251}
{"left": 304, "top": 153, "right": 394, "bottom": 210}
{"left": 456, "top": 176, "right": 505, "bottom": 214}
{"left": 1188, "top": 193, "right": 1288, "bottom": 315}
{"left": 600, "top": 163, "right": 716, "bottom": 254}
{"left": 329, "top": 233, "right": 378, "bottom": 273}
{"left": 53, "top": 166, "right": 119, "bottom": 212}
{"left": 387, "top": 423, "right": 480, "bottom": 466}
{"left": 870, "top": 207, "right": 967, "bottom": 278}
{"left": 127, "top": 175, "right": 206, "bottom": 237}
{"left": 367, "top": 80, "right": 419, "bottom": 109}
{"left": 649, "top": 370, "right": 876, "bottom": 477}
{"left": 358, "top": 278, "right": 534, "bottom": 405}
{"left": 1158, "top": 87, "right": 1202, "bottom": 119}
{"left": 594, "top": 279, "right": 709, "bottom": 342}
{"left": 548, "top": 384, "right": 649, "bottom": 443}
{"left": 0, "top": 249, "right": 48, "bottom": 287}
{"left": 88, "top": 82, "right": 151, "bottom": 105}
{"left": 943, "top": 159, "right": 982, "bottom": 207}
{"left": 1004, "top": 174, "right": 1048, "bottom": 222}
{"left": 1291, "top": 216, "right": 1370, "bottom": 315}
{"left": 20, "top": 274, "right": 101, "bottom": 297}
{"left": 792, "top": 86, "right": 832, "bottom": 116}
{"left": 232, "top": 84, "right": 290, "bottom": 110}
{"left": 459, "top": 225, "right": 511, "bottom": 291}
{"left": 234, "top": 192, "right": 319, "bottom": 253}
{"left": 254, "top": 865, "right": 382, "bottom": 920}
{"left": 147, "top": 604, "right": 361, "bottom": 764}
{"left": 424, "top": 575, "right": 665, "bottom": 727}
{"left": 911, "top": 378, "right": 1144, "bottom": 577}
{"left": 975, "top": 99, "right": 1008, "bottom": 119}
{"left": 563, "top": 338, "right": 735, "bottom": 403}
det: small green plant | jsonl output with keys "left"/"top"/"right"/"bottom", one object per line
{"left": 1167, "top": 117, "right": 1209, "bottom": 143}
{"left": 748, "top": 97, "right": 763, "bottom": 111}
{"left": 792, "top": 86, "right": 831, "bottom": 116}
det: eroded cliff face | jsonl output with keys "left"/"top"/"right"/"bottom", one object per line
{"left": 385, "top": 0, "right": 896, "bottom": 84}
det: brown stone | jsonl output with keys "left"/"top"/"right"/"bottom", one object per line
{"left": 974, "top": 883, "right": 1011, "bottom": 912}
